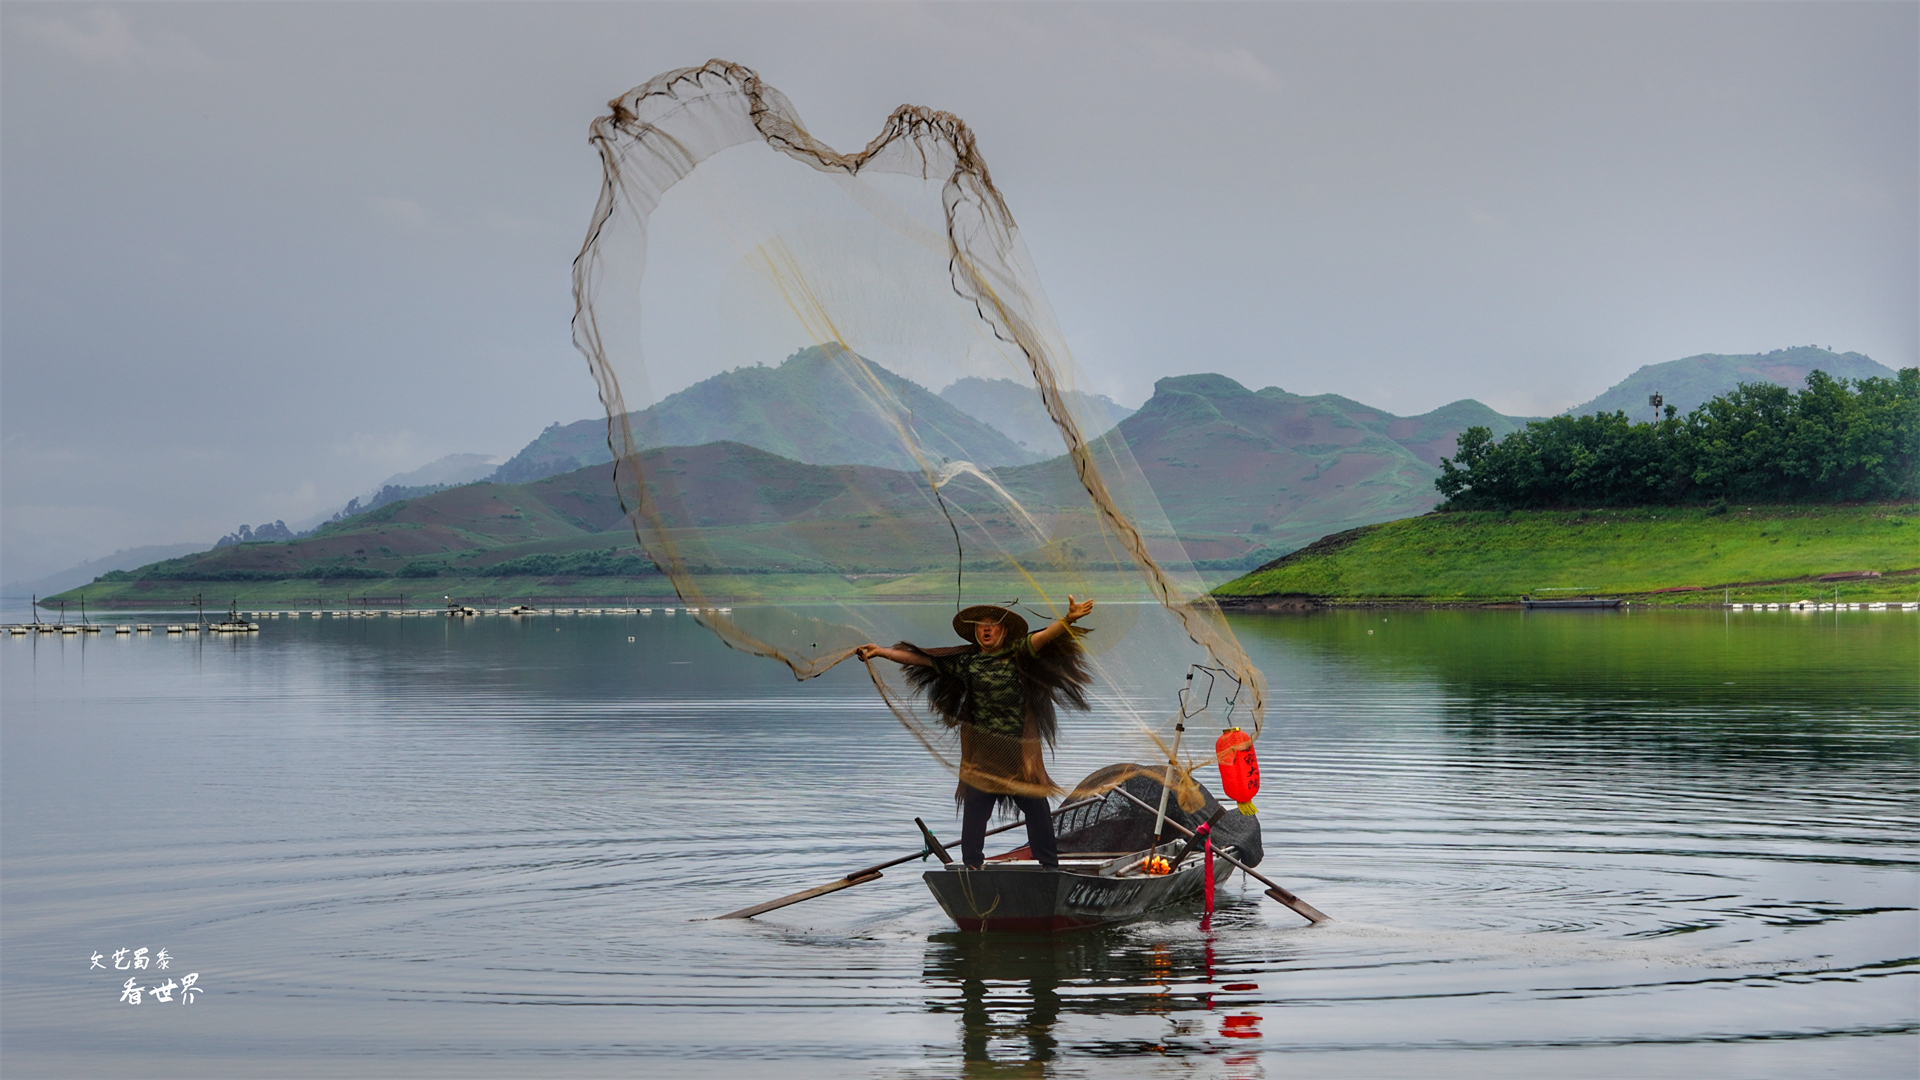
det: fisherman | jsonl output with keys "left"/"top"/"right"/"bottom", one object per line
{"left": 856, "top": 597, "right": 1095, "bottom": 869}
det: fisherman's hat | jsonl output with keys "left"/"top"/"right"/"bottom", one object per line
{"left": 953, "top": 604, "right": 1028, "bottom": 643}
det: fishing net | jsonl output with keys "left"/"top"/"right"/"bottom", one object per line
{"left": 572, "top": 60, "right": 1265, "bottom": 802}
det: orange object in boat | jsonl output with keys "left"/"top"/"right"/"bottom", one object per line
{"left": 1215, "top": 727, "right": 1259, "bottom": 815}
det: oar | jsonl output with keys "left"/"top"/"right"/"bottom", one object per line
{"left": 1111, "top": 786, "right": 1329, "bottom": 924}
{"left": 713, "top": 797, "right": 1100, "bottom": 920}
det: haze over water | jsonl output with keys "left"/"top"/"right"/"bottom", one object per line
{"left": 2, "top": 607, "right": 1913, "bottom": 1078}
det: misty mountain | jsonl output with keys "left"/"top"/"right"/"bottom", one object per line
{"left": 937, "top": 377, "right": 1136, "bottom": 454}
{"left": 287, "top": 453, "right": 505, "bottom": 537}
{"left": 3, "top": 543, "right": 211, "bottom": 598}
{"left": 492, "top": 345, "right": 1038, "bottom": 484}
{"left": 1570, "top": 347, "right": 1895, "bottom": 418}
{"left": 382, "top": 453, "right": 500, "bottom": 489}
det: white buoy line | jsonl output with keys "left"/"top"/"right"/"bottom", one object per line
{"left": 4, "top": 606, "right": 739, "bottom": 635}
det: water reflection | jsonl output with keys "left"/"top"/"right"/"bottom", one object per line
{"left": 1229, "top": 608, "right": 1917, "bottom": 716}
{"left": 923, "top": 913, "right": 1296, "bottom": 1075}
{"left": 928, "top": 933, "right": 1065, "bottom": 1072}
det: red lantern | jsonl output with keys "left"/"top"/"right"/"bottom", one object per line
{"left": 1215, "top": 727, "right": 1259, "bottom": 815}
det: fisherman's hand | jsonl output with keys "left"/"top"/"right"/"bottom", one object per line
{"left": 1065, "top": 596, "right": 1094, "bottom": 623}
{"left": 855, "top": 644, "right": 879, "bottom": 661}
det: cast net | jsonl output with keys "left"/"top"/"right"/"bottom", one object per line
{"left": 572, "top": 60, "right": 1266, "bottom": 804}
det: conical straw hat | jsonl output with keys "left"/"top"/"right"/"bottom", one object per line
{"left": 953, "top": 605, "right": 1028, "bottom": 643}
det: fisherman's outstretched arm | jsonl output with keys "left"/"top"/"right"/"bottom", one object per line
{"left": 855, "top": 644, "right": 932, "bottom": 667}
{"left": 1030, "top": 595, "right": 1094, "bottom": 649}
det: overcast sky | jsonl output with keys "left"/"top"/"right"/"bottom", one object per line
{"left": 3, "top": 2, "right": 1914, "bottom": 582}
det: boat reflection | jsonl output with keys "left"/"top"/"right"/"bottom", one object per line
{"left": 922, "top": 923, "right": 1277, "bottom": 1076}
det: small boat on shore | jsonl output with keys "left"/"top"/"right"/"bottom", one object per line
{"left": 1521, "top": 596, "right": 1622, "bottom": 609}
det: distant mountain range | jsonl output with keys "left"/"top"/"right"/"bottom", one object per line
{"left": 25, "top": 346, "right": 1908, "bottom": 599}
{"left": 62, "top": 365, "right": 1541, "bottom": 595}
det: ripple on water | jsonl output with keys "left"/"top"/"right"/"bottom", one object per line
{"left": 1, "top": 610, "right": 1914, "bottom": 1077}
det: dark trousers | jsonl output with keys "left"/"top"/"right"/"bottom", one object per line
{"left": 960, "top": 785, "right": 1058, "bottom": 868}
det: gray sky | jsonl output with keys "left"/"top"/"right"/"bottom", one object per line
{"left": 4, "top": 2, "right": 1914, "bottom": 582}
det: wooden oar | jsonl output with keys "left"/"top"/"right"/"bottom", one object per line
{"left": 1111, "top": 786, "right": 1329, "bottom": 924}
{"left": 713, "top": 797, "right": 1100, "bottom": 920}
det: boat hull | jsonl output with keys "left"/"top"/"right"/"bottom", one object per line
{"left": 923, "top": 856, "right": 1233, "bottom": 933}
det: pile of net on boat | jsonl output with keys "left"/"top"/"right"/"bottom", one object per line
{"left": 1054, "top": 764, "right": 1263, "bottom": 867}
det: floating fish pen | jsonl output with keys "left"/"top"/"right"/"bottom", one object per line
{"left": 114, "top": 625, "right": 131, "bottom": 634}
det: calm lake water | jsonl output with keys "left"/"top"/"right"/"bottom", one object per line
{"left": 2, "top": 605, "right": 1914, "bottom": 1078}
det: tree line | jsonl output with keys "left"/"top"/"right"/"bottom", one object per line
{"left": 1436, "top": 368, "right": 1918, "bottom": 509}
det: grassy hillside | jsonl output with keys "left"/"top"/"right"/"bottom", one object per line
{"left": 1213, "top": 503, "right": 1920, "bottom": 605}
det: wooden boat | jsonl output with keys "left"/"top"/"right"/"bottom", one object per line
{"left": 717, "top": 763, "right": 1325, "bottom": 931}
{"left": 1521, "top": 595, "right": 1622, "bottom": 609}
{"left": 922, "top": 840, "right": 1234, "bottom": 933}
{"left": 922, "top": 764, "right": 1265, "bottom": 933}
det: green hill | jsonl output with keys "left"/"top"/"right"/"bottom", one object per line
{"left": 493, "top": 344, "right": 1037, "bottom": 483}
{"left": 1571, "top": 347, "right": 1894, "bottom": 419}
{"left": 1213, "top": 504, "right": 1920, "bottom": 606}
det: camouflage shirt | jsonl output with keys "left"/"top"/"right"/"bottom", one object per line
{"left": 930, "top": 635, "right": 1034, "bottom": 737}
